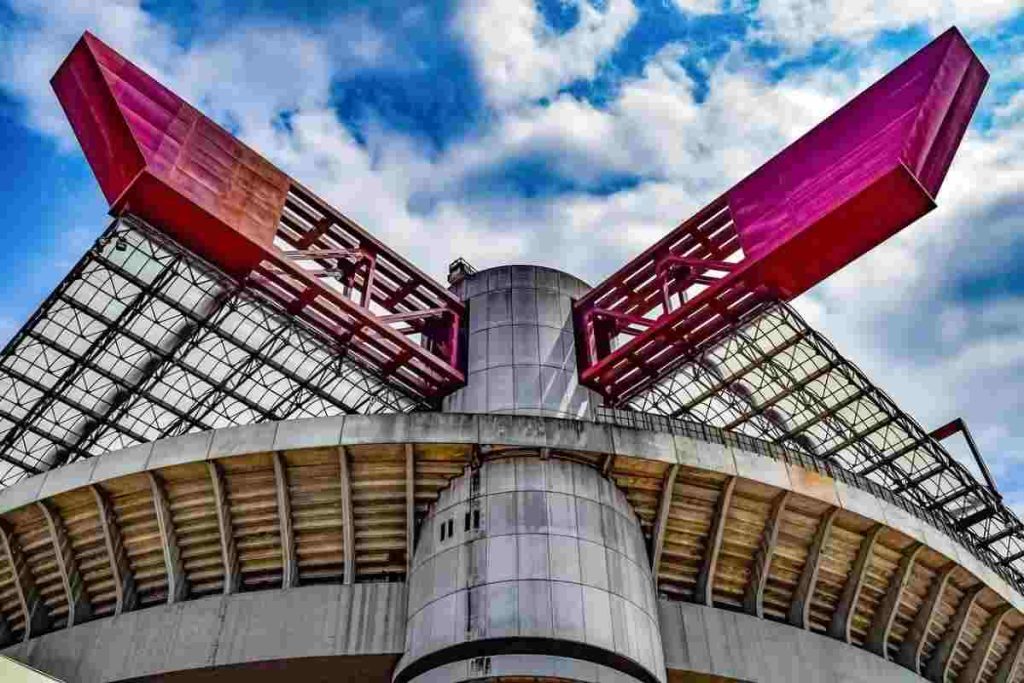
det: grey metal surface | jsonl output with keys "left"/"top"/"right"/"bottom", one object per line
{"left": 1, "top": 582, "right": 406, "bottom": 682}
{"left": 396, "top": 457, "right": 664, "bottom": 683}
{"left": 444, "top": 265, "right": 599, "bottom": 418}
{"left": 660, "top": 600, "right": 925, "bottom": 682}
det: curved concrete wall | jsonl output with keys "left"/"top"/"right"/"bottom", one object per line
{"left": 1, "top": 413, "right": 1022, "bottom": 683}
{"left": 444, "top": 265, "right": 599, "bottom": 418}
{"left": 2, "top": 583, "right": 405, "bottom": 682}
{"left": 396, "top": 457, "right": 664, "bottom": 683}
{"left": 660, "top": 601, "right": 922, "bottom": 682}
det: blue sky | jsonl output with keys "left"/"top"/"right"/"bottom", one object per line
{"left": 1, "top": 0, "right": 1023, "bottom": 500}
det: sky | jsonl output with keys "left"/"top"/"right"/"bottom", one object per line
{"left": 0, "top": 1, "right": 1023, "bottom": 502}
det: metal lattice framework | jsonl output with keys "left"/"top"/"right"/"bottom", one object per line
{"left": 627, "top": 301, "right": 1024, "bottom": 588}
{"left": 0, "top": 216, "right": 425, "bottom": 487}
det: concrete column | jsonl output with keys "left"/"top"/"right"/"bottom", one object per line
{"left": 394, "top": 456, "right": 665, "bottom": 683}
{"left": 444, "top": 265, "right": 600, "bottom": 418}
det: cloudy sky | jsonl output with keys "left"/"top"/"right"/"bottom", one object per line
{"left": 0, "top": 1, "right": 1023, "bottom": 499}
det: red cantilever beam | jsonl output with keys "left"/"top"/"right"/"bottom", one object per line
{"left": 575, "top": 27, "right": 988, "bottom": 405}
{"left": 51, "top": 32, "right": 464, "bottom": 400}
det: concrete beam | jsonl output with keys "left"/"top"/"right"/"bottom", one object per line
{"left": 2, "top": 583, "right": 407, "bottom": 682}
{"left": 923, "top": 583, "right": 983, "bottom": 682}
{"left": 993, "top": 624, "right": 1024, "bottom": 683}
{"left": 338, "top": 447, "right": 355, "bottom": 585}
{"left": 0, "top": 521, "right": 49, "bottom": 640}
{"left": 147, "top": 472, "right": 187, "bottom": 603}
{"left": 405, "top": 443, "right": 415, "bottom": 576}
{"left": 35, "top": 501, "right": 91, "bottom": 626}
{"left": 828, "top": 524, "right": 883, "bottom": 643}
{"left": 897, "top": 563, "right": 955, "bottom": 672}
{"left": 650, "top": 464, "right": 679, "bottom": 578}
{"left": 743, "top": 490, "right": 789, "bottom": 618}
{"left": 91, "top": 485, "right": 136, "bottom": 614}
{"left": 272, "top": 452, "right": 297, "bottom": 588}
{"left": 865, "top": 541, "right": 922, "bottom": 658}
{"left": 787, "top": 506, "right": 839, "bottom": 630}
{"left": 695, "top": 476, "right": 736, "bottom": 606}
{"left": 207, "top": 461, "right": 239, "bottom": 595}
{"left": 958, "top": 602, "right": 1011, "bottom": 683}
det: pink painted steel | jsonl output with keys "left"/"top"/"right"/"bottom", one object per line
{"left": 52, "top": 32, "right": 464, "bottom": 400}
{"left": 575, "top": 28, "right": 988, "bottom": 405}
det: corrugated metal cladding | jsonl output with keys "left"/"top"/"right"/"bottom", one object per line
{"left": 397, "top": 457, "right": 663, "bottom": 683}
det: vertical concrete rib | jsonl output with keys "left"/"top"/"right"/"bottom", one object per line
{"left": 828, "top": 523, "right": 883, "bottom": 643}
{"left": 650, "top": 464, "right": 679, "bottom": 578}
{"left": 405, "top": 443, "right": 416, "bottom": 577}
{"left": 207, "top": 461, "right": 239, "bottom": 594}
{"left": 0, "top": 598, "right": 10, "bottom": 646}
{"left": 35, "top": 500, "right": 91, "bottom": 626}
{"left": 923, "top": 583, "right": 983, "bottom": 682}
{"left": 147, "top": 471, "right": 187, "bottom": 603}
{"left": 272, "top": 452, "right": 297, "bottom": 588}
{"left": 788, "top": 506, "right": 839, "bottom": 630}
{"left": 744, "top": 490, "right": 789, "bottom": 618}
{"left": 958, "top": 602, "right": 1012, "bottom": 683}
{"left": 897, "top": 563, "right": 956, "bottom": 672}
{"left": 865, "top": 541, "right": 922, "bottom": 658}
{"left": 91, "top": 485, "right": 136, "bottom": 614}
{"left": 993, "top": 626, "right": 1024, "bottom": 683}
{"left": 695, "top": 475, "right": 736, "bottom": 606}
{"left": 339, "top": 446, "right": 356, "bottom": 585}
{"left": 0, "top": 520, "right": 49, "bottom": 640}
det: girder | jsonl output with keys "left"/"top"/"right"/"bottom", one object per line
{"left": 575, "top": 28, "right": 987, "bottom": 405}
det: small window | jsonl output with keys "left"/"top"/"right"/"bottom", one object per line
{"left": 447, "top": 519, "right": 454, "bottom": 538}
{"left": 440, "top": 522, "right": 446, "bottom": 542}
{"left": 473, "top": 509, "right": 481, "bottom": 529}
{"left": 464, "top": 512, "right": 471, "bottom": 532}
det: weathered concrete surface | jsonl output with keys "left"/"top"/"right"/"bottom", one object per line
{"left": 2, "top": 583, "right": 406, "bottom": 682}
{"left": 2, "top": 412, "right": 1018, "bottom": 612}
{"left": 443, "top": 265, "right": 599, "bottom": 418}
{"left": 398, "top": 457, "right": 663, "bottom": 683}
{"left": 660, "top": 601, "right": 924, "bottom": 682}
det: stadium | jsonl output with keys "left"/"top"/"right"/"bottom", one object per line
{"left": 0, "top": 24, "right": 1020, "bottom": 683}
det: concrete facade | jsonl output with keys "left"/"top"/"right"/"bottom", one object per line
{"left": 2, "top": 583, "right": 406, "bottom": 682}
{"left": 444, "top": 265, "right": 599, "bottom": 418}
{"left": 1, "top": 413, "right": 1021, "bottom": 682}
{"left": 660, "top": 602, "right": 922, "bottom": 682}
{"left": 397, "top": 457, "right": 664, "bottom": 683}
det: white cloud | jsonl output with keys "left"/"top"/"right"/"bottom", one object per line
{"left": 455, "top": 0, "right": 638, "bottom": 109}
{"left": 671, "top": 0, "right": 729, "bottom": 15}
{"left": 0, "top": 0, "right": 178, "bottom": 144}
{"left": 755, "top": 0, "right": 1021, "bottom": 49}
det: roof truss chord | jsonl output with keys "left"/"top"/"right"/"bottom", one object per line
{"left": 575, "top": 28, "right": 987, "bottom": 405}
{"left": 51, "top": 32, "right": 465, "bottom": 401}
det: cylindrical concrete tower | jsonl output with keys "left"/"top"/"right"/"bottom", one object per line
{"left": 394, "top": 456, "right": 665, "bottom": 683}
{"left": 444, "top": 265, "right": 600, "bottom": 418}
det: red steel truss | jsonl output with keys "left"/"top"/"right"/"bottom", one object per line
{"left": 574, "top": 28, "right": 988, "bottom": 405}
{"left": 51, "top": 33, "right": 464, "bottom": 400}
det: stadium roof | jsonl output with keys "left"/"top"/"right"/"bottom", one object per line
{"left": 4, "top": 26, "right": 1024, "bottom": 599}
{"left": 0, "top": 216, "right": 423, "bottom": 485}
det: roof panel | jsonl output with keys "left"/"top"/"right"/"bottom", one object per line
{"left": 0, "top": 216, "right": 426, "bottom": 487}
